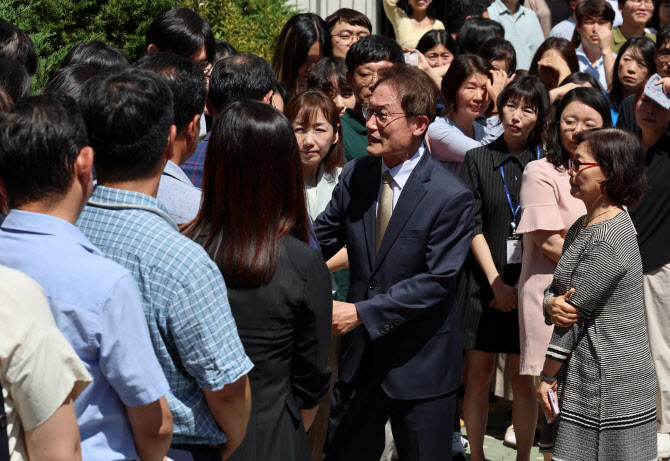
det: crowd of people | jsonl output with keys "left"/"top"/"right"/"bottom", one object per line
{"left": 0, "top": 1, "right": 669, "bottom": 460}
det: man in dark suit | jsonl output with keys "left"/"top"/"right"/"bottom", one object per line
{"left": 315, "top": 64, "right": 475, "bottom": 461}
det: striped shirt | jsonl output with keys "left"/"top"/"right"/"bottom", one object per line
{"left": 77, "top": 185, "right": 254, "bottom": 445}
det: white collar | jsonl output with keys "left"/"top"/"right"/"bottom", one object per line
{"left": 380, "top": 145, "right": 424, "bottom": 191}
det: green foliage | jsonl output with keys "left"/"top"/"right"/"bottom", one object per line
{"left": 0, "top": 0, "right": 174, "bottom": 92}
{"left": 179, "top": 0, "right": 301, "bottom": 63}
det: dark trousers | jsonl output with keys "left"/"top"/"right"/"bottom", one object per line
{"left": 323, "top": 374, "right": 456, "bottom": 461}
{"left": 170, "top": 444, "right": 220, "bottom": 461}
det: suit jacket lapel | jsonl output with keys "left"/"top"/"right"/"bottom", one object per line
{"left": 372, "top": 152, "right": 431, "bottom": 273}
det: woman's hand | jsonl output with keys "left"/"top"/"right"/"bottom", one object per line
{"left": 489, "top": 277, "right": 518, "bottom": 312}
{"left": 546, "top": 288, "right": 579, "bottom": 327}
{"left": 486, "top": 69, "right": 514, "bottom": 113}
{"left": 537, "top": 378, "right": 559, "bottom": 423}
{"left": 402, "top": 46, "right": 448, "bottom": 89}
{"left": 537, "top": 55, "right": 572, "bottom": 85}
{"left": 549, "top": 82, "right": 580, "bottom": 103}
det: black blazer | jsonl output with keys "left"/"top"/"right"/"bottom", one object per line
{"left": 221, "top": 236, "right": 332, "bottom": 461}
{"left": 315, "top": 151, "right": 474, "bottom": 400}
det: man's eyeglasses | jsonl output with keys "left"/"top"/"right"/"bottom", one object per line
{"left": 568, "top": 159, "right": 600, "bottom": 173}
{"left": 363, "top": 104, "right": 415, "bottom": 127}
{"left": 331, "top": 31, "right": 370, "bottom": 46}
{"left": 658, "top": 50, "right": 670, "bottom": 63}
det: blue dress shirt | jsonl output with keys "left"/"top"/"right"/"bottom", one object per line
{"left": 77, "top": 185, "right": 254, "bottom": 445}
{"left": 157, "top": 160, "right": 202, "bottom": 224}
{"left": 576, "top": 44, "right": 616, "bottom": 92}
{"left": 0, "top": 210, "right": 170, "bottom": 461}
{"left": 487, "top": 0, "right": 545, "bottom": 70}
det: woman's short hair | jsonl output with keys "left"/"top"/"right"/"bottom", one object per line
{"left": 478, "top": 37, "right": 517, "bottom": 75}
{"left": 61, "top": 41, "right": 131, "bottom": 69}
{"left": 576, "top": 128, "right": 646, "bottom": 206}
{"left": 497, "top": 75, "right": 550, "bottom": 149}
{"left": 375, "top": 63, "right": 439, "bottom": 129}
{"left": 182, "top": 100, "right": 309, "bottom": 287}
{"left": 529, "top": 37, "right": 579, "bottom": 78}
{"left": 272, "top": 13, "right": 332, "bottom": 97}
{"left": 284, "top": 89, "right": 344, "bottom": 175}
{"left": 396, "top": 0, "right": 438, "bottom": 20}
{"left": 456, "top": 17, "right": 504, "bottom": 55}
{"left": 325, "top": 8, "right": 373, "bottom": 33}
{"left": 416, "top": 29, "right": 457, "bottom": 56}
{"left": 308, "top": 57, "right": 353, "bottom": 98}
{"left": 609, "top": 36, "right": 656, "bottom": 111}
{"left": 546, "top": 86, "right": 612, "bottom": 169}
{"left": 441, "top": 54, "right": 492, "bottom": 115}
{"left": 41, "top": 65, "right": 102, "bottom": 101}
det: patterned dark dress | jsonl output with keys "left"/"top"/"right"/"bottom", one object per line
{"left": 542, "top": 212, "right": 657, "bottom": 461}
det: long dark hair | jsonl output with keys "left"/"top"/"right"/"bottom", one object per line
{"left": 182, "top": 100, "right": 310, "bottom": 287}
{"left": 272, "top": 13, "right": 331, "bottom": 98}
{"left": 608, "top": 36, "right": 656, "bottom": 111}
{"left": 284, "top": 89, "right": 344, "bottom": 175}
{"left": 397, "top": 0, "right": 437, "bottom": 20}
{"left": 546, "top": 87, "right": 612, "bottom": 169}
{"left": 416, "top": 29, "right": 457, "bottom": 55}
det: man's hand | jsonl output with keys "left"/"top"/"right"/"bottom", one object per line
{"left": 597, "top": 24, "right": 613, "bottom": 54}
{"left": 332, "top": 300, "right": 363, "bottom": 335}
{"left": 546, "top": 288, "right": 579, "bottom": 327}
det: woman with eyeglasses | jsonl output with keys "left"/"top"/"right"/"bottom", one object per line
{"left": 513, "top": 87, "right": 610, "bottom": 460}
{"left": 457, "top": 75, "right": 549, "bottom": 461}
{"left": 537, "top": 127, "right": 655, "bottom": 461}
{"left": 628, "top": 81, "right": 670, "bottom": 457}
{"left": 382, "top": 0, "right": 445, "bottom": 49}
{"left": 426, "top": 55, "right": 510, "bottom": 175}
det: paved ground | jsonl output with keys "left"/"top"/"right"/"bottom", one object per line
{"left": 460, "top": 397, "right": 545, "bottom": 461}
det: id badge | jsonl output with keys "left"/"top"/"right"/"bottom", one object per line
{"left": 506, "top": 238, "right": 522, "bottom": 264}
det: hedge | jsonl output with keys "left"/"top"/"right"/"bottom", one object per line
{"left": 0, "top": 0, "right": 300, "bottom": 92}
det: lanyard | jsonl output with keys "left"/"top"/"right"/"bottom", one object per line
{"left": 499, "top": 148, "right": 540, "bottom": 222}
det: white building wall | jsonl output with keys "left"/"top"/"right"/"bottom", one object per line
{"left": 289, "top": 0, "right": 381, "bottom": 36}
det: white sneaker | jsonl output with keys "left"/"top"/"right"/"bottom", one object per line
{"left": 658, "top": 432, "right": 670, "bottom": 459}
{"left": 504, "top": 424, "right": 517, "bottom": 448}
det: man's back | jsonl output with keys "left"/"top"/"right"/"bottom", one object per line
{"left": 78, "top": 185, "right": 253, "bottom": 445}
{"left": 0, "top": 210, "right": 169, "bottom": 460}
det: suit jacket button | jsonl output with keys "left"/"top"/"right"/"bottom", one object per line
{"left": 368, "top": 282, "right": 376, "bottom": 290}
{"left": 379, "top": 328, "right": 386, "bottom": 334}
{"left": 384, "top": 324, "right": 391, "bottom": 331}
{"left": 393, "top": 320, "right": 399, "bottom": 325}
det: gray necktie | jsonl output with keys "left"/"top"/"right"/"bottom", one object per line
{"left": 376, "top": 171, "right": 393, "bottom": 254}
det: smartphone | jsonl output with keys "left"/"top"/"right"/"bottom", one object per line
{"left": 548, "top": 388, "right": 560, "bottom": 416}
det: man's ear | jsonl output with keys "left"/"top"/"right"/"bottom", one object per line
{"left": 262, "top": 89, "right": 274, "bottom": 105}
{"left": 74, "top": 146, "right": 95, "bottom": 187}
{"left": 185, "top": 114, "right": 201, "bottom": 145}
{"left": 147, "top": 44, "right": 159, "bottom": 54}
{"left": 411, "top": 115, "right": 430, "bottom": 138}
{"left": 164, "top": 125, "right": 177, "bottom": 163}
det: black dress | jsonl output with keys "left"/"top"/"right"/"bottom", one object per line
{"left": 456, "top": 136, "right": 539, "bottom": 353}
{"left": 204, "top": 235, "right": 333, "bottom": 461}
